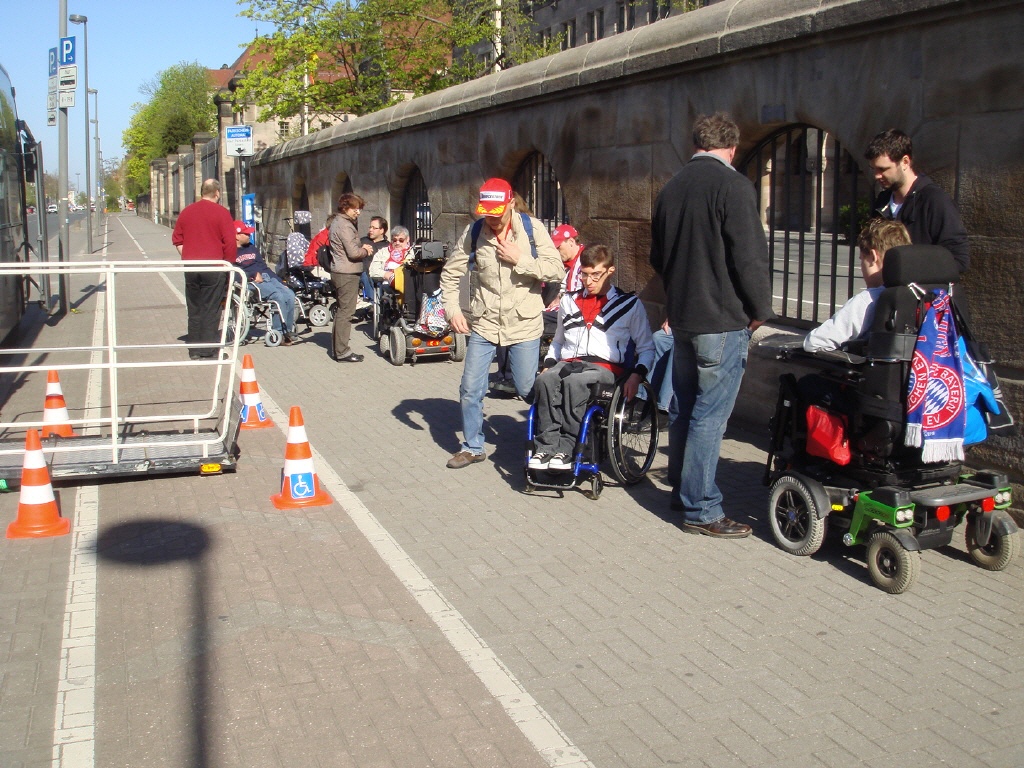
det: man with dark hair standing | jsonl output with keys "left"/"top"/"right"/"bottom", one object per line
{"left": 172, "top": 179, "right": 236, "bottom": 359}
{"left": 865, "top": 128, "right": 969, "bottom": 272}
{"left": 650, "top": 113, "right": 774, "bottom": 539}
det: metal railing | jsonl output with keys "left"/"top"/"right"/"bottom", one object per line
{"left": 0, "top": 260, "right": 247, "bottom": 471}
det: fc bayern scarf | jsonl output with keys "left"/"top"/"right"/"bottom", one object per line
{"left": 904, "top": 288, "right": 966, "bottom": 462}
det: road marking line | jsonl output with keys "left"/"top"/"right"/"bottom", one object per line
{"left": 116, "top": 216, "right": 184, "bottom": 300}
{"left": 51, "top": 259, "right": 107, "bottom": 768}
{"left": 259, "top": 393, "right": 594, "bottom": 768}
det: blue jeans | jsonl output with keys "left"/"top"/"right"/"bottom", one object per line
{"left": 649, "top": 328, "right": 676, "bottom": 413}
{"left": 360, "top": 271, "right": 374, "bottom": 301}
{"left": 253, "top": 276, "right": 296, "bottom": 334}
{"left": 668, "top": 329, "right": 751, "bottom": 524}
{"left": 459, "top": 332, "right": 540, "bottom": 455}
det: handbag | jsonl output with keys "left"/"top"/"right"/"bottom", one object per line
{"left": 805, "top": 405, "right": 851, "bottom": 465}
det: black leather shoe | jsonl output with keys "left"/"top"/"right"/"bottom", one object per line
{"left": 336, "top": 352, "right": 364, "bottom": 362}
{"left": 681, "top": 518, "right": 752, "bottom": 538}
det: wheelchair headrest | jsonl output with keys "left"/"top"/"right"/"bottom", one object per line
{"left": 417, "top": 242, "right": 445, "bottom": 262}
{"left": 882, "top": 245, "right": 959, "bottom": 287}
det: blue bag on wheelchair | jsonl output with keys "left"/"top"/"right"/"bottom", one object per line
{"left": 416, "top": 289, "right": 447, "bottom": 335}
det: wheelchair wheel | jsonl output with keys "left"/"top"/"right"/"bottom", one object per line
{"left": 388, "top": 326, "right": 406, "bottom": 366}
{"left": 265, "top": 329, "right": 283, "bottom": 347}
{"left": 308, "top": 304, "right": 330, "bottom": 327}
{"left": 225, "top": 294, "right": 250, "bottom": 346}
{"left": 866, "top": 530, "right": 920, "bottom": 594}
{"left": 371, "top": 297, "right": 383, "bottom": 339}
{"left": 451, "top": 333, "right": 467, "bottom": 362}
{"left": 605, "top": 380, "right": 659, "bottom": 484}
{"left": 583, "top": 472, "right": 603, "bottom": 501}
{"left": 965, "top": 514, "right": 1021, "bottom": 571}
{"left": 768, "top": 474, "right": 826, "bottom": 556}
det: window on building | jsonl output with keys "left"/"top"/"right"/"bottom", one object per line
{"left": 400, "top": 167, "right": 432, "bottom": 243}
{"left": 512, "top": 152, "right": 567, "bottom": 233}
{"left": 650, "top": 0, "right": 671, "bottom": 22}
{"left": 616, "top": 1, "right": 636, "bottom": 32}
{"left": 585, "top": 10, "right": 604, "bottom": 42}
{"left": 560, "top": 19, "right": 577, "bottom": 50}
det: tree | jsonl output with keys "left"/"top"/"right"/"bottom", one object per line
{"left": 234, "top": 0, "right": 559, "bottom": 123}
{"left": 121, "top": 62, "right": 216, "bottom": 196}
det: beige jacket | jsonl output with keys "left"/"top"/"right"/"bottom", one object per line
{"left": 441, "top": 213, "right": 565, "bottom": 345}
{"left": 328, "top": 215, "right": 365, "bottom": 274}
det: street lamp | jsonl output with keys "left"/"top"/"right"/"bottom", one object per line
{"left": 89, "top": 88, "right": 101, "bottom": 228}
{"left": 69, "top": 13, "right": 93, "bottom": 253}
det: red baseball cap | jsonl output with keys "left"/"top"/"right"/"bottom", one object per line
{"left": 234, "top": 221, "right": 255, "bottom": 235}
{"left": 551, "top": 224, "right": 579, "bottom": 248}
{"left": 475, "top": 178, "right": 514, "bottom": 216}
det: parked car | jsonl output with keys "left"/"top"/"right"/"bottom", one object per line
{"left": 47, "top": 203, "right": 59, "bottom": 214}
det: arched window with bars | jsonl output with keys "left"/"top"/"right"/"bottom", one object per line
{"left": 400, "top": 167, "right": 432, "bottom": 242}
{"left": 512, "top": 152, "right": 567, "bottom": 232}
{"left": 739, "top": 125, "right": 872, "bottom": 326}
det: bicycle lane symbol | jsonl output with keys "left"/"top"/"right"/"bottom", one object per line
{"left": 289, "top": 472, "right": 315, "bottom": 499}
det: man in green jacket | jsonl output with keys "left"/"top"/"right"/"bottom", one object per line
{"left": 441, "top": 178, "right": 565, "bottom": 469}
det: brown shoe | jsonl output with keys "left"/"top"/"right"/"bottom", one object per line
{"left": 681, "top": 518, "right": 752, "bottom": 538}
{"left": 446, "top": 450, "right": 486, "bottom": 469}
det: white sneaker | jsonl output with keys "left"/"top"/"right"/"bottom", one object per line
{"left": 356, "top": 299, "right": 371, "bottom": 310}
{"left": 528, "top": 453, "right": 551, "bottom": 470}
{"left": 548, "top": 452, "right": 572, "bottom": 471}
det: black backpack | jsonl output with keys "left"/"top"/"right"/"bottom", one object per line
{"left": 316, "top": 243, "right": 332, "bottom": 272}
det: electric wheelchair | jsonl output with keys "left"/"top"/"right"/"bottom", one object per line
{"left": 764, "top": 245, "right": 1018, "bottom": 593}
{"left": 524, "top": 372, "right": 660, "bottom": 500}
{"left": 374, "top": 242, "right": 467, "bottom": 365}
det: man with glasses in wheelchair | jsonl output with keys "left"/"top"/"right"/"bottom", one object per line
{"left": 529, "top": 245, "right": 655, "bottom": 472}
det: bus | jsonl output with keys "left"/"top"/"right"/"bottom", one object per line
{"left": 0, "top": 62, "right": 46, "bottom": 342}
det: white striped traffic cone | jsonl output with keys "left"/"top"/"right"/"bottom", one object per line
{"left": 7, "top": 429, "right": 70, "bottom": 539}
{"left": 238, "top": 354, "right": 273, "bottom": 430}
{"left": 270, "top": 406, "right": 332, "bottom": 509}
{"left": 42, "top": 370, "right": 77, "bottom": 438}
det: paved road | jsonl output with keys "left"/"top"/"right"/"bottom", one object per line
{"left": 1, "top": 213, "right": 1022, "bottom": 767}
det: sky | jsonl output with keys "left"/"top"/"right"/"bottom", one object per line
{"left": 3, "top": 0, "right": 269, "bottom": 194}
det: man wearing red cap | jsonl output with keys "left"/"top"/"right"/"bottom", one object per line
{"left": 172, "top": 179, "right": 236, "bottom": 359}
{"left": 550, "top": 224, "right": 584, "bottom": 297}
{"left": 440, "top": 178, "right": 565, "bottom": 469}
{"left": 233, "top": 221, "right": 299, "bottom": 345}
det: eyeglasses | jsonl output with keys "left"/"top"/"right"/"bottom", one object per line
{"left": 580, "top": 270, "right": 609, "bottom": 282}
{"left": 393, "top": 236, "right": 408, "bottom": 242}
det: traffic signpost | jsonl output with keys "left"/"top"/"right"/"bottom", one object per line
{"left": 225, "top": 125, "right": 254, "bottom": 157}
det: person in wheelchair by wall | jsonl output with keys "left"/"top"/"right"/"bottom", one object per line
{"left": 529, "top": 245, "right": 654, "bottom": 471}
{"left": 798, "top": 219, "right": 910, "bottom": 413}
{"left": 233, "top": 221, "right": 300, "bottom": 346}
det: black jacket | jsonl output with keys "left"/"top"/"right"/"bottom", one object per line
{"left": 873, "top": 173, "right": 969, "bottom": 272}
{"left": 650, "top": 154, "right": 774, "bottom": 335}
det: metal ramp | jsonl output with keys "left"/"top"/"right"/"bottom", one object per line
{"left": 0, "top": 260, "right": 249, "bottom": 486}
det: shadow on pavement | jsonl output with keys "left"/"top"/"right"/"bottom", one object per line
{"left": 94, "top": 519, "right": 212, "bottom": 768}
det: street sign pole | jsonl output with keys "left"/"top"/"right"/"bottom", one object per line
{"left": 57, "top": 0, "right": 69, "bottom": 315}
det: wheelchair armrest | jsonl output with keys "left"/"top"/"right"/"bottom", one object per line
{"left": 780, "top": 344, "right": 868, "bottom": 367}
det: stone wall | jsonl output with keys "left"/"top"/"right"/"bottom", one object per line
{"left": 158, "top": 0, "right": 1024, "bottom": 478}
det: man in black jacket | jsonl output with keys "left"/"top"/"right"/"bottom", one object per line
{"left": 650, "top": 113, "right": 774, "bottom": 539}
{"left": 865, "top": 129, "right": 969, "bottom": 272}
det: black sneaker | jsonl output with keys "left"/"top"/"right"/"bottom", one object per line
{"left": 548, "top": 452, "right": 572, "bottom": 471}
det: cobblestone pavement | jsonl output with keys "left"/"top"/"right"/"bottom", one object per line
{"left": 1, "top": 213, "right": 1022, "bottom": 768}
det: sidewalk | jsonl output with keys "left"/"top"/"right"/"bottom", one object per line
{"left": 1, "top": 212, "right": 1022, "bottom": 768}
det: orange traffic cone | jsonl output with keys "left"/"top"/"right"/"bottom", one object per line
{"left": 238, "top": 354, "right": 274, "bottom": 430}
{"left": 42, "top": 370, "right": 76, "bottom": 438}
{"left": 7, "top": 429, "right": 70, "bottom": 539}
{"left": 270, "top": 406, "right": 332, "bottom": 509}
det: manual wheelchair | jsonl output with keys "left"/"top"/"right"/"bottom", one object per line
{"left": 225, "top": 277, "right": 290, "bottom": 347}
{"left": 374, "top": 242, "right": 467, "bottom": 365}
{"left": 524, "top": 373, "right": 660, "bottom": 500}
{"left": 764, "top": 245, "right": 1018, "bottom": 593}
